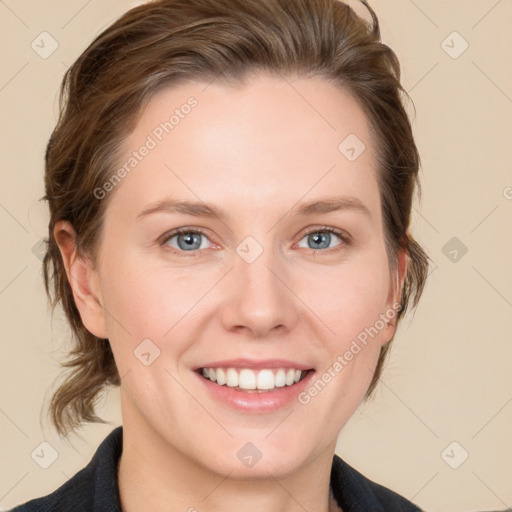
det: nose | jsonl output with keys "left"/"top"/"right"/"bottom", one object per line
{"left": 219, "top": 247, "right": 300, "bottom": 338}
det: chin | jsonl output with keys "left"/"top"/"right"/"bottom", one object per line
{"left": 195, "top": 438, "right": 311, "bottom": 480}
{"left": 210, "top": 457, "right": 304, "bottom": 481}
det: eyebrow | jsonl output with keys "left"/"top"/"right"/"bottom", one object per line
{"left": 137, "top": 196, "right": 371, "bottom": 221}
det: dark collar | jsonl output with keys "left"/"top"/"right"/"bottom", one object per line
{"left": 12, "top": 425, "right": 422, "bottom": 511}
{"left": 330, "top": 451, "right": 422, "bottom": 511}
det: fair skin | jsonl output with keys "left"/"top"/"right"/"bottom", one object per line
{"left": 55, "top": 73, "right": 406, "bottom": 512}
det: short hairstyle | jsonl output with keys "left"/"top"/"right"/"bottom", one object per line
{"left": 42, "top": 0, "right": 429, "bottom": 436}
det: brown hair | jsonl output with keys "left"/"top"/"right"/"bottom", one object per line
{"left": 43, "top": 0, "right": 429, "bottom": 436}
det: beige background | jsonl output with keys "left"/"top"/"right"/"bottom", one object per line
{"left": 1, "top": 0, "right": 511, "bottom": 510}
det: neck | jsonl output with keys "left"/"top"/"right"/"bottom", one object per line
{"left": 117, "top": 411, "right": 340, "bottom": 512}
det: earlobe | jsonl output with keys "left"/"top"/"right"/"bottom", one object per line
{"left": 53, "top": 221, "right": 108, "bottom": 339}
{"left": 381, "top": 244, "right": 408, "bottom": 345}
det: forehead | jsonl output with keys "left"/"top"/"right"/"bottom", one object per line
{"left": 108, "top": 74, "right": 380, "bottom": 220}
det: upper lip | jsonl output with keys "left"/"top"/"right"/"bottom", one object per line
{"left": 193, "top": 359, "right": 314, "bottom": 371}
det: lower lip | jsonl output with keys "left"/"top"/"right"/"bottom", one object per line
{"left": 194, "top": 370, "right": 315, "bottom": 413}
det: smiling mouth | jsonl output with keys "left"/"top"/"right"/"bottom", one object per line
{"left": 196, "top": 367, "right": 313, "bottom": 393}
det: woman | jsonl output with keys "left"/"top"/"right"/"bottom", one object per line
{"left": 10, "top": 0, "right": 430, "bottom": 510}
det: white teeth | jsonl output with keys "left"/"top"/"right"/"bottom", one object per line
{"left": 256, "top": 369, "right": 275, "bottom": 390}
{"left": 274, "top": 369, "right": 286, "bottom": 387}
{"left": 199, "top": 367, "right": 308, "bottom": 391}
{"left": 216, "top": 368, "right": 226, "bottom": 385}
{"left": 239, "top": 369, "right": 256, "bottom": 390}
{"left": 226, "top": 368, "right": 238, "bottom": 387}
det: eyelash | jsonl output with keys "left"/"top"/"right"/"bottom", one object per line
{"left": 158, "top": 226, "right": 351, "bottom": 258}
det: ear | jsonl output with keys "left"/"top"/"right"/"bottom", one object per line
{"left": 380, "top": 242, "right": 408, "bottom": 346}
{"left": 53, "top": 220, "right": 108, "bottom": 339}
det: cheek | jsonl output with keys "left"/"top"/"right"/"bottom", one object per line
{"left": 98, "top": 249, "right": 216, "bottom": 356}
{"left": 299, "top": 251, "right": 391, "bottom": 343}
{"left": 293, "top": 257, "right": 391, "bottom": 431}
{"left": 102, "top": 267, "right": 195, "bottom": 335}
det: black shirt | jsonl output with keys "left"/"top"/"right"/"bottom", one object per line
{"left": 9, "top": 426, "right": 423, "bottom": 511}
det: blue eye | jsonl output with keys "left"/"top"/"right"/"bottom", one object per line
{"left": 297, "top": 228, "right": 345, "bottom": 250}
{"left": 162, "top": 230, "right": 212, "bottom": 254}
{"left": 159, "top": 226, "right": 350, "bottom": 258}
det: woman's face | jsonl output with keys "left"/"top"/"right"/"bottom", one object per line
{"left": 79, "top": 74, "right": 404, "bottom": 476}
